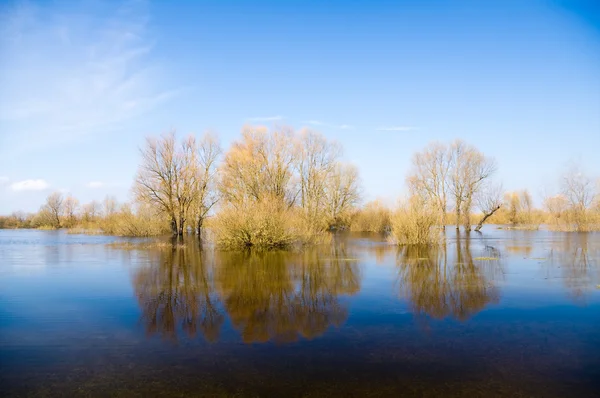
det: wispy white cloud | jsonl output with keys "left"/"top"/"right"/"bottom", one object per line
{"left": 10, "top": 179, "right": 49, "bottom": 191}
{"left": 303, "top": 120, "right": 354, "bottom": 130}
{"left": 0, "top": 176, "right": 8, "bottom": 184}
{"left": 376, "top": 126, "right": 415, "bottom": 132}
{"left": 246, "top": 115, "right": 284, "bottom": 122}
{"left": 0, "top": 0, "right": 177, "bottom": 157}
{"left": 86, "top": 181, "right": 105, "bottom": 188}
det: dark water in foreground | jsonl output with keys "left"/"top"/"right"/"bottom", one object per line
{"left": 1, "top": 228, "right": 599, "bottom": 397}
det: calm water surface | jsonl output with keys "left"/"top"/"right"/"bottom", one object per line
{"left": 1, "top": 228, "right": 599, "bottom": 397}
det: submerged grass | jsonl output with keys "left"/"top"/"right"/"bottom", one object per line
{"left": 107, "top": 241, "right": 187, "bottom": 250}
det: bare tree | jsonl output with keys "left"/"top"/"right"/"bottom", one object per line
{"left": 135, "top": 131, "right": 222, "bottom": 236}
{"left": 63, "top": 195, "right": 79, "bottom": 227}
{"left": 43, "top": 192, "right": 64, "bottom": 228}
{"left": 102, "top": 195, "right": 118, "bottom": 217}
{"left": 294, "top": 129, "right": 341, "bottom": 226}
{"left": 189, "top": 133, "right": 222, "bottom": 236}
{"left": 134, "top": 132, "right": 181, "bottom": 235}
{"left": 219, "top": 126, "right": 296, "bottom": 207}
{"left": 326, "top": 163, "right": 361, "bottom": 229}
{"left": 448, "top": 140, "right": 497, "bottom": 231}
{"left": 561, "top": 162, "right": 595, "bottom": 212}
{"left": 504, "top": 190, "right": 533, "bottom": 225}
{"left": 81, "top": 201, "right": 101, "bottom": 222}
{"left": 475, "top": 183, "right": 503, "bottom": 231}
{"left": 407, "top": 142, "right": 451, "bottom": 224}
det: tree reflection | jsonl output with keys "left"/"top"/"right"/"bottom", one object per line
{"left": 547, "top": 233, "right": 600, "bottom": 303}
{"left": 215, "top": 241, "right": 361, "bottom": 343}
{"left": 396, "top": 233, "right": 502, "bottom": 321}
{"left": 133, "top": 243, "right": 224, "bottom": 341}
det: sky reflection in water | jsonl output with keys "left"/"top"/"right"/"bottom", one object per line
{"left": 1, "top": 228, "right": 599, "bottom": 397}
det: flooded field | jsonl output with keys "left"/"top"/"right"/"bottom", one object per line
{"left": 1, "top": 228, "right": 599, "bottom": 397}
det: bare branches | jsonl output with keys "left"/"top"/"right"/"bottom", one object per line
{"left": 134, "top": 131, "right": 221, "bottom": 236}
{"left": 475, "top": 183, "right": 503, "bottom": 231}
{"left": 408, "top": 140, "right": 497, "bottom": 231}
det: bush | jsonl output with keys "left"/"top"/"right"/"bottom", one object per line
{"left": 350, "top": 200, "right": 391, "bottom": 233}
{"left": 390, "top": 196, "right": 440, "bottom": 245}
{"left": 211, "top": 197, "right": 325, "bottom": 249}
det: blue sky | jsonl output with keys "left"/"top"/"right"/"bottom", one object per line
{"left": 0, "top": 0, "right": 599, "bottom": 214}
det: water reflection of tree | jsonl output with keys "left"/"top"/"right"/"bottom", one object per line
{"left": 133, "top": 244, "right": 224, "bottom": 341}
{"left": 547, "top": 233, "right": 600, "bottom": 303}
{"left": 215, "top": 241, "right": 361, "bottom": 343}
{"left": 396, "top": 233, "right": 502, "bottom": 321}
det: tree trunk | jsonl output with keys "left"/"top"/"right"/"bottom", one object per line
{"left": 475, "top": 204, "right": 501, "bottom": 232}
{"left": 170, "top": 217, "right": 178, "bottom": 236}
{"left": 455, "top": 206, "right": 461, "bottom": 230}
{"left": 196, "top": 217, "right": 203, "bottom": 237}
{"left": 178, "top": 216, "right": 185, "bottom": 236}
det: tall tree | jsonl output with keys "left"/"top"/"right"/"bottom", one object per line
{"left": 325, "top": 163, "right": 361, "bottom": 229}
{"left": 63, "top": 195, "right": 79, "bottom": 227}
{"left": 189, "top": 133, "right": 222, "bottom": 236}
{"left": 448, "top": 140, "right": 496, "bottom": 231}
{"left": 407, "top": 142, "right": 451, "bottom": 224}
{"left": 219, "top": 126, "right": 296, "bottom": 207}
{"left": 42, "top": 192, "right": 64, "bottom": 228}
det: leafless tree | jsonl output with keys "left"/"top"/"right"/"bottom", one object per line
{"left": 326, "top": 163, "right": 361, "bottom": 228}
{"left": 294, "top": 129, "right": 342, "bottom": 226}
{"left": 42, "top": 192, "right": 64, "bottom": 228}
{"left": 63, "top": 195, "right": 79, "bottom": 227}
{"left": 448, "top": 140, "right": 497, "bottom": 231}
{"left": 135, "top": 131, "right": 222, "bottom": 236}
{"left": 81, "top": 201, "right": 101, "bottom": 222}
{"left": 189, "top": 133, "right": 222, "bottom": 236}
{"left": 407, "top": 142, "right": 451, "bottom": 224}
{"left": 219, "top": 126, "right": 297, "bottom": 207}
{"left": 103, "top": 195, "right": 118, "bottom": 217}
{"left": 475, "top": 183, "right": 503, "bottom": 231}
{"left": 561, "top": 161, "right": 595, "bottom": 212}
{"left": 134, "top": 132, "right": 181, "bottom": 235}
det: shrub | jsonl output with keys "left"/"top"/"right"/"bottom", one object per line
{"left": 211, "top": 197, "right": 324, "bottom": 249}
{"left": 390, "top": 196, "right": 440, "bottom": 245}
{"left": 350, "top": 200, "right": 391, "bottom": 233}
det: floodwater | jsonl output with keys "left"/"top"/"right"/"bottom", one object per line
{"left": 1, "top": 228, "right": 599, "bottom": 397}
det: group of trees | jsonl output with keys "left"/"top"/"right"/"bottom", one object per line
{"left": 406, "top": 139, "right": 498, "bottom": 231}
{"left": 351, "top": 141, "right": 599, "bottom": 243}
{"left": 212, "top": 127, "right": 360, "bottom": 247}
{"left": 0, "top": 193, "right": 115, "bottom": 230}
{"left": 134, "top": 132, "right": 220, "bottom": 237}
{"left": 2, "top": 129, "right": 599, "bottom": 245}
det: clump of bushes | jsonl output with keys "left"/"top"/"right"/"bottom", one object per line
{"left": 211, "top": 197, "right": 323, "bottom": 249}
{"left": 98, "top": 204, "right": 171, "bottom": 237}
{"left": 350, "top": 200, "right": 391, "bottom": 233}
{"left": 389, "top": 196, "right": 440, "bottom": 245}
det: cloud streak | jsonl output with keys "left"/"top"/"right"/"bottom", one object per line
{"left": 303, "top": 120, "right": 354, "bottom": 130}
{"left": 376, "top": 126, "right": 415, "bottom": 132}
{"left": 86, "top": 181, "right": 105, "bottom": 188}
{"left": 0, "top": 0, "right": 176, "bottom": 157}
{"left": 10, "top": 179, "right": 49, "bottom": 191}
{"left": 246, "top": 115, "right": 284, "bottom": 122}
